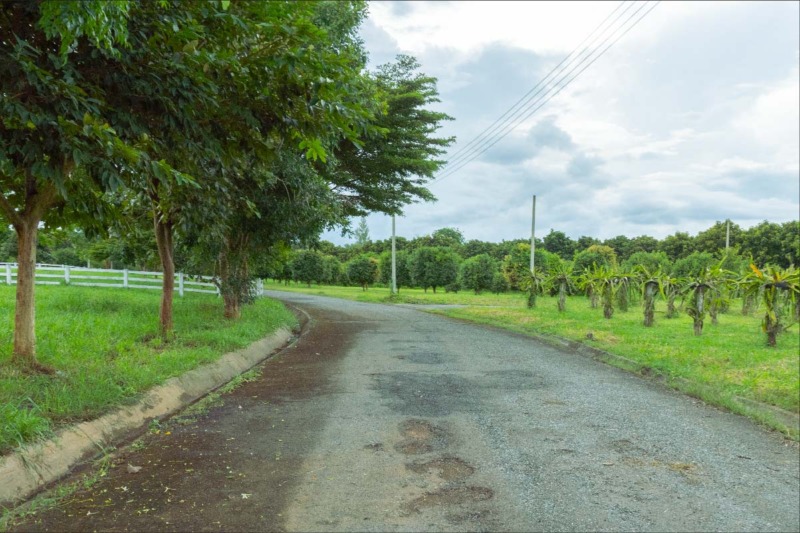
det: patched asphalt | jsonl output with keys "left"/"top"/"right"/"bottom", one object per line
{"left": 10, "top": 292, "right": 800, "bottom": 532}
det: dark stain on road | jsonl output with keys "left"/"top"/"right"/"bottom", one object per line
{"left": 394, "top": 419, "right": 450, "bottom": 455}
{"left": 403, "top": 486, "right": 494, "bottom": 512}
{"left": 406, "top": 456, "right": 475, "bottom": 482}
{"left": 9, "top": 306, "right": 361, "bottom": 532}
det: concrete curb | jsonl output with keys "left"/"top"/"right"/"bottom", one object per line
{"left": 0, "top": 327, "right": 293, "bottom": 507}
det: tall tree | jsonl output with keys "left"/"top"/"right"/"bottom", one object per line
{"left": 327, "top": 54, "right": 454, "bottom": 217}
{"left": 0, "top": 1, "right": 136, "bottom": 371}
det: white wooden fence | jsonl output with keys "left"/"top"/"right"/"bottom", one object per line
{"left": 0, "top": 263, "right": 226, "bottom": 297}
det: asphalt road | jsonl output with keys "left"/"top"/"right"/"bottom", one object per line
{"left": 13, "top": 292, "right": 800, "bottom": 532}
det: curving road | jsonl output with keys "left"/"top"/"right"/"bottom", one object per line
{"left": 15, "top": 292, "right": 800, "bottom": 532}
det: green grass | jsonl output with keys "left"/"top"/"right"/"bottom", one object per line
{"left": 0, "top": 285, "right": 297, "bottom": 455}
{"left": 267, "top": 281, "right": 799, "bottom": 436}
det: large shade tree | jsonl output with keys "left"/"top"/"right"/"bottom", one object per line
{"left": 0, "top": 1, "right": 137, "bottom": 371}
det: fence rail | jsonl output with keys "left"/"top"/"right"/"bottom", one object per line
{"left": 0, "top": 263, "right": 221, "bottom": 296}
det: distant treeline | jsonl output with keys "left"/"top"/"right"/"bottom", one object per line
{"left": 2, "top": 219, "right": 796, "bottom": 283}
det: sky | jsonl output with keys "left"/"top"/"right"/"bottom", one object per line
{"left": 322, "top": 1, "right": 800, "bottom": 246}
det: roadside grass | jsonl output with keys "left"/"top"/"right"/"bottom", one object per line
{"left": 266, "top": 281, "right": 799, "bottom": 436}
{"left": 0, "top": 285, "right": 297, "bottom": 455}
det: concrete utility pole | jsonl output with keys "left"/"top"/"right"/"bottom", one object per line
{"left": 726, "top": 220, "right": 730, "bottom": 251}
{"left": 391, "top": 215, "right": 397, "bottom": 295}
{"left": 530, "top": 195, "right": 536, "bottom": 275}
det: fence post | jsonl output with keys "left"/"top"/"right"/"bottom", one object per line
{"left": 123, "top": 269, "right": 129, "bottom": 289}
{"left": 64, "top": 265, "right": 70, "bottom": 285}
{"left": 178, "top": 272, "right": 184, "bottom": 297}
{"left": 5, "top": 263, "right": 11, "bottom": 285}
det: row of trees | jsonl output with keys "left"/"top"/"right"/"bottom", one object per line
{"left": 309, "top": 220, "right": 798, "bottom": 268}
{"left": 6, "top": 217, "right": 796, "bottom": 278}
{"left": 272, "top": 242, "right": 798, "bottom": 346}
{"left": 0, "top": 1, "right": 453, "bottom": 372}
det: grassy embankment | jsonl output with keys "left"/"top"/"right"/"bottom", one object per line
{"left": 266, "top": 280, "right": 800, "bottom": 437}
{"left": 0, "top": 285, "right": 297, "bottom": 455}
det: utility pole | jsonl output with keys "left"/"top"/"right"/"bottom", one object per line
{"left": 391, "top": 215, "right": 397, "bottom": 295}
{"left": 527, "top": 194, "right": 537, "bottom": 309}
{"left": 725, "top": 220, "right": 730, "bottom": 251}
{"left": 530, "top": 195, "right": 536, "bottom": 274}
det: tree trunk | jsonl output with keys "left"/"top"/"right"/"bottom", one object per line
{"left": 693, "top": 287, "right": 705, "bottom": 336}
{"left": 603, "top": 286, "right": 614, "bottom": 319}
{"left": 11, "top": 222, "right": 54, "bottom": 372}
{"left": 643, "top": 282, "right": 657, "bottom": 327}
{"left": 3, "top": 178, "right": 59, "bottom": 374}
{"left": 527, "top": 285, "right": 536, "bottom": 309}
{"left": 557, "top": 282, "right": 566, "bottom": 312}
{"left": 154, "top": 213, "right": 175, "bottom": 341}
{"left": 666, "top": 293, "right": 677, "bottom": 318}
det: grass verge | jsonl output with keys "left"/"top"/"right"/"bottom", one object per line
{"left": 266, "top": 281, "right": 799, "bottom": 438}
{"left": 0, "top": 285, "right": 297, "bottom": 455}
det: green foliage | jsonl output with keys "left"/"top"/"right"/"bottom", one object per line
{"left": 672, "top": 251, "right": 716, "bottom": 278}
{"left": 346, "top": 254, "right": 378, "bottom": 290}
{"left": 500, "top": 243, "right": 559, "bottom": 291}
{"left": 291, "top": 250, "right": 325, "bottom": 286}
{"left": 740, "top": 264, "right": 799, "bottom": 346}
{"left": 572, "top": 245, "right": 618, "bottom": 276}
{"left": 491, "top": 271, "right": 509, "bottom": 294}
{"left": 354, "top": 218, "right": 371, "bottom": 246}
{"left": 328, "top": 54, "right": 454, "bottom": 217}
{"left": 0, "top": 286, "right": 296, "bottom": 454}
{"left": 378, "top": 250, "right": 411, "bottom": 289}
{"left": 410, "top": 246, "right": 459, "bottom": 293}
{"left": 459, "top": 254, "right": 497, "bottom": 294}
{"left": 622, "top": 251, "right": 671, "bottom": 274}
{"left": 543, "top": 230, "right": 576, "bottom": 260}
{"left": 545, "top": 260, "right": 575, "bottom": 312}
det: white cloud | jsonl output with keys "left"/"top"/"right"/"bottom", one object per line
{"left": 325, "top": 1, "right": 799, "bottom": 246}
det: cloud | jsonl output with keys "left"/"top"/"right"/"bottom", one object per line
{"left": 323, "top": 2, "right": 799, "bottom": 247}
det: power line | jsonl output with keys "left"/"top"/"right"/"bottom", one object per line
{"left": 441, "top": 0, "right": 632, "bottom": 169}
{"left": 433, "top": 1, "right": 660, "bottom": 184}
{"left": 435, "top": 1, "right": 657, "bottom": 182}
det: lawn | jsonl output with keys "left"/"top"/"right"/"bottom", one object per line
{"left": 266, "top": 280, "right": 800, "bottom": 436}
{"left": 0, "top": 285, "right": 297, "bottom": 455}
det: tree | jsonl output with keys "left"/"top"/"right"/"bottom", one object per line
{"left": 572, "top": 245, "right": 618, "bottom": 276}
{"left": 543, "top": 230, "right": 576, "bottom": 260}
{"left": 622, "top": 251, "right": 671, "bottom": 275}
{"left": 500, "top": 243, "right": 558, "bottom": 290}
{"left": 379, "top": 250, "right": 411, "bottom": 290}
{"left": 742, "top": 221, "right": 791, "bottom": 268}
{"left": 459, "top": 254, "right": 497, "bottom": 294}
{"left": 671, "top": 251, "right": 715, "bottom": 279}
{"left": 429, "top": 227, "right": 465, "bottom": 251}
{"left": 603, "top": 235, "right": 632, "bottom": 262}
{"left": 327, "top": 54, "right": 454, "bottom": 217}
{"left": 1, "top": 1, "right": 136, "bottom": 371}
{"left": 740, "top": 264, "right": 799, "bottom": 346}
{"left": 410, "top": 247, "right": 459, "bottom": 293}
{"left": 292, "top": 250, "right": 325, "bottom": 287}
{"left": 354, "top": 218, "right": 370, "bottom": 246}
{"left": 545, "top": 260, "right": 575, "bottom": 312}
{"left": 347, "top": 255, "right": 378, "bottom": 290}
{"left": 695, "top": 220, "right": 742, "bottom": 256}
{"left": 659, "top": 231, "right": 695, "bottom": 262}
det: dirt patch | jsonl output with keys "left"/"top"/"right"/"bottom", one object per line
{"left": 394, "top": 419, "right": 449, "bottom": 455}
{"left": 404, "top": 486, "right": 494, "bottom": 512}
{"left": 406, "top": 456, "right": 475, "bottom": 482}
